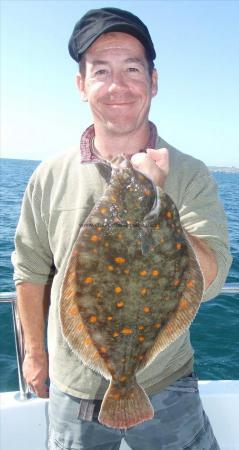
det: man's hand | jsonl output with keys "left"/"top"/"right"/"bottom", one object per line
{"left": 23, "top": 350, "right": 49, "bottom": 398}
{"left": 131, "top": 148, "right": 169, "bottom": 188}
{"left": 16, "top": 282, "right": 51, "bottom": 398}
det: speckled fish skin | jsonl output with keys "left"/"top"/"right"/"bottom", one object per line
{"left": 60, "top": 161, "right": 204, "bottom": 429}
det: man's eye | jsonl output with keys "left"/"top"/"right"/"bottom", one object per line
{"left": 95, "top": 69, "right": 108, "bottom": 76}
{"left": 127, "top": 67, "right": 140, "bottom": 72}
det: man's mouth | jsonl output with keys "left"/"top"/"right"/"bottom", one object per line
{"left": 104, "top": 101, "right": 135, "bottom": 106}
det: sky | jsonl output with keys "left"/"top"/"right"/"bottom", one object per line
{"left": 1, "top": 0, "right": 239, "bottom": 166}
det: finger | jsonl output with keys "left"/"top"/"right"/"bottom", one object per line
{"left": 30, "top": 381, "right": 49, "bottom": 398}
{"left": 130, "top": 152, "right": 152, "bottom": 171}
{"left": 146, "top": 148, "right": 169, "bottom": 175}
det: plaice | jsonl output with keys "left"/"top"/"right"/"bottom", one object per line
{"left": 59, "top": 160, "right": 204, "bottom": 429}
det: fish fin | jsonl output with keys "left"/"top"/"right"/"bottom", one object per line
{"left": 59, "top": 284, "right": 110, "bottom": 379}
{"left": 138, "top": 242, "right": 204, "bottom": 372}
{"left": 98, "top": 380, "right": 154, "bottom": 429}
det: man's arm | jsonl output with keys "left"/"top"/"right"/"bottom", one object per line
{"left": 17, "top": 282, "right": 51, "bottom": 398}
{"left": 131, "top": 148, "right": 219, "bottom": 291}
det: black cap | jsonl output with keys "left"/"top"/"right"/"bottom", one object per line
{"left": 68, "top": 7, "right": 156, "bottom": 63}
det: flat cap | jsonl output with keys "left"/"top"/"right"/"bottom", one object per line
{"left": 68, "top": 7, "right": 156, "bottom": 62}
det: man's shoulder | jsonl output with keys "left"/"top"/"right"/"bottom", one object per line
{"left": 29, "top": 146, "right": 82, "bottom": 186}
{"left": 36, "top": 145, "right": 81, "bottom": 174}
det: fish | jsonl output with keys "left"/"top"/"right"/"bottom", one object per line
{"left": 59, "top": 159, "right": 204, "bottom": 429}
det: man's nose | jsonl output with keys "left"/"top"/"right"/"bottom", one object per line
{"left": 108, "top": 71, "right": 127, "bottom": 92}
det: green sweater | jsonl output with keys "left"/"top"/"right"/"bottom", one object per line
{"left": 13, "top": 133, "right": 232, "bottom": 399}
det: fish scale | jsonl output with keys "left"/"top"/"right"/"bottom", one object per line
{"left": 60, "top": 160, "right": 204, "bottom": 429}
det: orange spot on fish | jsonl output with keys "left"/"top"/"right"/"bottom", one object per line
{"left": 176, "top": 242, "right": 182, "bottom": 250}
{"left": 138, "top": 335, "right": 145, "bottom": 342}
{"left": 187, "top": 280, "right": 194, "bottom": 288}
{"left": 100, "top": 207, "right": 108, "bottom": 215}
{"left": 138, "top": 355, "right": 144, "bottom": 361}
{"left": 140, "top": 270, "right": 147, "bottom": 277}
{"left": 111, "top": 195, "right": 117, "bottom": 202}
{"left": 124, "top": 268, "right": 129, "bottom": 274}
{"left": 166, "top": 211, "right": 173, "bottom": 219}
{"left": 84, "top": 277, "right": 93, "bottom": 284}
{"left": 143, "top": 306, "right": 151, "bottom": 313}
{"left": 154, "top": 224, "right": 160, "bottom": 230}
{"left": 84, "top": 337, "right": 92, "bottom": 346}
{"left": 69, "top": 306, "right": 78, "bottom": 316}
{"left": 154, "top": 322, "right": 161, "bottom": 329}
{"left": 89, "top": 315, "right": 98, "bottom": 324}
{"left": 90, "top": 235, "right": 101, "bottom": 242}
{"left": 116, "top": 301, "right": 125, "bottom": 308}
{"left": 114, "top": 287, "right": 122, "bottom": 294}
{"left": 115, "top": 257, "right": 126, "bottom": 264}
{"left": 112, "top": 392, "right": 121, "bottom": 401}
{"left": 113, "top": 331, "right": 120, "bottom": 337}
{"left": 107, "top": 265, "right": 114, "bottom": 271}
{"left": 179, "top": 298, "right": 189, "bottom": 309}
{"left": 119, "top": 375, "right": 127, "bottom": 382}
{"left": 122, "top": 327, "right": 133, "bottom": 335}
{"left": 100, "top": 346, "right": 108, "bottom": 354}
{"left": 107, "top": 316, "right": 113, "bottom": 321}
{"left": 152, "top": 269, "right": 159, "bottom": 277}
{"left": 117, "top": 233, "right": 123, "bottom": 240}
{"left": 77, "top": 323, "right": 83, "bottom": 332}
{"left": 104, "top": 242, "right": 109, "bottom": 247}
{"left": 144, "top": 188, "right": 151, "bottom": 196}
{"left": 138, "top": 325, "right": 145, "bottom": 330}
{"left": 140, "top": 288, "right": 147, "bottom": 296}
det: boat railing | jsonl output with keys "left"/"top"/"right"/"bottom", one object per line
{"left": 0, "top": 283, "right": 239, "bottom": 401}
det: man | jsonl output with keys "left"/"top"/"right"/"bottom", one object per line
{"left": 13, "top": 7, "right": 231, "bottom": 450}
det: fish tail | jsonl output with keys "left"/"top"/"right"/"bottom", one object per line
{"left": 98, "top": 380, "right": 154, "bottom": 429}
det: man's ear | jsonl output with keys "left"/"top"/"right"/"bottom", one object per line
{"left": 76, "top": 73, "right": 88, "bottom": 102}
{"left": 151, "top": 69, "right": 158, "bottom": 98}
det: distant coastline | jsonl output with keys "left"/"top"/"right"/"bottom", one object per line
{"left": 209, "top": 166, "right": 239, "bottom": 173}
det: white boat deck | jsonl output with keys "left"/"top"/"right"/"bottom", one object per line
{"left": 1, "top": 380, "right": 239, "bottom": 450}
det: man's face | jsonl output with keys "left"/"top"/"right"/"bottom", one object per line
{"left": 77, "top": 32, "right": 158, "bottom": 136}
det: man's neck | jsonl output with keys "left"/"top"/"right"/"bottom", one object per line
{"left": 93, "top": 123, "right": 151, "bottom": 160}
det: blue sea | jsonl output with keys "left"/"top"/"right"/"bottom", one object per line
{"left": 0, "top": 158, "right": 238, "bottom": 392}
